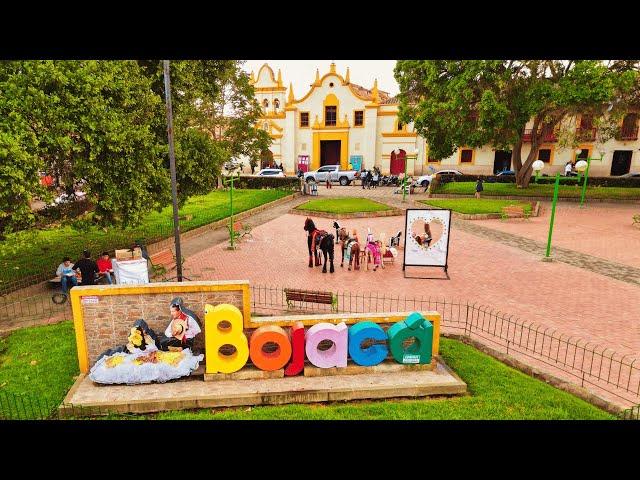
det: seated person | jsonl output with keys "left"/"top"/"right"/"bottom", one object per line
{"left": 96, "top": 251, "right": 114, "bottom": 284}
{"left": 158, "top": 301, "right": 202, "bottom": 352}
{"left": 56, "top": 257, "right": 78, "bottom": 295}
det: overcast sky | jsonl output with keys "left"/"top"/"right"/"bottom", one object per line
{"left": 242, "top": 60, "right": 400, "bottom": 97}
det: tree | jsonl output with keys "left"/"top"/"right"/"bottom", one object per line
{"left": 0, "top": 60, "right": 172, "bottom": 232}
{"left": 395, "top": 60, "right": 638, "bottom": 187}
{"left": 138, "top": 60, "right": 271, "bottom": 198}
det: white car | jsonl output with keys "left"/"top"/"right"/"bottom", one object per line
{"left": 415, "top": 169, "right": 463, "bottom": 187}
{"left": 257, "top": 168, "right": 285, "bottom": 177}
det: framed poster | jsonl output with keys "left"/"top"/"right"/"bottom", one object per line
{"left": 402, "top": 208, "right": 452, "bottom": 278}
{"left": 349, "top": 155, "right": 363, "bottom": 172}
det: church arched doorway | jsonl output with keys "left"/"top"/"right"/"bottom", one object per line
{"left": 390, "top": 149, "right": 406, "bottom": 175}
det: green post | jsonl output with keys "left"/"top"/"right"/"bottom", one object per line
{"left": 402, "top": 153, "right": 409, "bottom": 203}
{"left": 579, "top": 156, "right": 592, "bottom": 208}
{"left": 229, "top": 174, "right": 235, "bottom": 248}
{"left": 535, "top": 171, "right": 540, "bottom": 183}
{"left": 544, "top": 173, "right": 560, "bottom": 259}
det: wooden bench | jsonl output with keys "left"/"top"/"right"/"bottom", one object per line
{"left": 501, "top": 205, "right": 530, "bottom": 220}
{"left": 284, "top": 288, "right": 337, "bottom": 312}
{"left": 633, "top": 214, "right": 640, "bottom": 226}
{"left": 149, "top": 249, "right": 176, "bottom": 279}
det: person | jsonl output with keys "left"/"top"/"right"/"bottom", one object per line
{"left": 96, "top": 251, "right": 114, "bottom": 285}
{"left": 424, "top": 222, "right": 433, "bottom": 247}
{"left": 56, "top": 257, "right": 77, "bottom": 295}
{"left": 158, "top": 302, "right": 202, "bottom": 352}
{"left": 326, "top": 173, "right": 332, "bottom": 189}
{"left": 372, "top": 169, "right": 379, "bottom": 189}
{"left": 475, "top": 178, "right": 484, "bottom": 199}
{"left": 565, "top": 162, "right": 573, "bottom": 176}
{"left": 297, "top": 167, "right": 304, "bottom": 178}
{"left": 361, "top": 170, "right": 368, "bottom": 189}
{"left": 73, "top": 250, "right": 99, "bottom": 286}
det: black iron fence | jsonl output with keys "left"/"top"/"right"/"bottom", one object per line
{"left": 0, "top": 283, "right": 638, "bottom": 419}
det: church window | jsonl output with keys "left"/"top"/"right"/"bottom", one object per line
{"left": 325, "top": 106, "right": 337, "bottom": 126}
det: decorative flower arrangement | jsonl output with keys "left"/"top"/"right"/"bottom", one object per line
{"left": 105, "top": 355, "right": 125, "bottom": 368}
{"left": 128, "top": 327, "right": 144, "bottom": 348}
{"left": 157, "top": 351, "right": 184, "bottom": 366}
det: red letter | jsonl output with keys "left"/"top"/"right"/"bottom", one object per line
{"left": 284, "top": 322, "right": 305, "bottom": 376}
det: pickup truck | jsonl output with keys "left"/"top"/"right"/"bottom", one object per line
{"left": 304, "top": 165, "right": 359, "bottom": 186}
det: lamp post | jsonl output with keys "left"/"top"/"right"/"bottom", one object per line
{"left": 532, "top": 160, "right": 544, "bottom": 183}
{"left": 162, "top": 60, "right": 183, "bottom": 282}
{"left": 223, "top": 160, "right": 241, "bottom": 249}
{"left": 395, "top": 147, "right": 420, "bottom": 203}
{"left": 576, "top": 151, "right": 605, "bottom": 208}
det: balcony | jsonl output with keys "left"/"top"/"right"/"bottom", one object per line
{"left": 617, "top": 125, "right": 639, "bottom": 141}
{"left": 576, "top": 127, "right": 597, "bottom": 142}
{"left": 522, "top": 128, "right": 557, "bottom": 143}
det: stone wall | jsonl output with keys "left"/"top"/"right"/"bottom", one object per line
{"left": 81, "top": 289, "right": 244, "bottom": 367}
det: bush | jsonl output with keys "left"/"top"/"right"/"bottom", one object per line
{"left": 233, "top": 176, "right": 300, "bottom": 191}
{"left": 440, "top": 174, "right": 640, "bottom": 188}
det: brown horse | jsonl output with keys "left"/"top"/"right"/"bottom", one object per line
{"left": 338, "top": 228, "right": 361, "bottom": 271}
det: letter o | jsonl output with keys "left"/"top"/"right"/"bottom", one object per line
{"left": 249, "top": 325, "right": 292, "bottom": 371}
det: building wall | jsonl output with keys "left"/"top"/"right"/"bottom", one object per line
{"left": 256, "top": 64, "right": 640, "bottom": 177}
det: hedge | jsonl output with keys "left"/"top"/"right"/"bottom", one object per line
{"left": 233, "top": 176, "right": 300, "bottom": 190}
{"left": 439, "top": 174, "right": 640, "bottom": 188}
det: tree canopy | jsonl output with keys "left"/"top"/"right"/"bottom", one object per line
{"left": 395, "top": 60, "right": 639, "bottom": 186}
{"left": 0, "top": 60, "right": 271, "bottom": 236}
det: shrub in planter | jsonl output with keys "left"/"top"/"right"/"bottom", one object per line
{"left": 233, "top": 176, "right": 300, "bottom": 191}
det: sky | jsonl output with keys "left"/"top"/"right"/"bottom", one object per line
{"left": 242, "top": 60, "right": 400, "bottom": 97}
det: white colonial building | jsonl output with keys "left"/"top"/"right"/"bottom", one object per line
{"left": 249, "top": 62, "right": 640, "bottom": 177}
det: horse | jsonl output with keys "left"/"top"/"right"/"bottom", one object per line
{"left": 304, "top": 217, "right": 335, "bottom": 273}
{"left": 337, "top": 227, "right": 361, "bottom": 271}
{"left": 364, "top": 230, "right": 383, "bottom": 271}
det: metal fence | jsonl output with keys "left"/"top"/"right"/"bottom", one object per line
{"left": 0, "top": 283, "right": 638, "bottom": 419}
{"left": 251, "top": 284, "right": 640, "bottom": 408}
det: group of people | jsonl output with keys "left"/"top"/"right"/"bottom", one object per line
{"left": 56, "top": 250, "right": 115, "bottom": 294}
{"left": 361, "top": 167, "right": 381, "bottom": 189}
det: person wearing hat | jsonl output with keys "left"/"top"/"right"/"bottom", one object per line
{"left": 158, "top": 298, "right": 202, "bottom": 352}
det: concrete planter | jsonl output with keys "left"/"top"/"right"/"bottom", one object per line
{"left": 429, "top": 193, "right": 640, "bottom": 204}
{"left": 417, "top": 200, "right": 541, "bottom": 220}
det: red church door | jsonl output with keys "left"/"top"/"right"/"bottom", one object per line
{"left": 390, "top": 149, "right": 406, "bottom": 175}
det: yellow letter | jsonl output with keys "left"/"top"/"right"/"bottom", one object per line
{"left": 205, "top": 303, "right": 249, "bottom": 374}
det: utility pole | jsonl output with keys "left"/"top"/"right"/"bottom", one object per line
{"left": 163, "top": 60, "right": 183, "bottom": 281}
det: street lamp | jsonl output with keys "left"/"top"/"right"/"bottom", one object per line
{"left": 395, "top": 147, "right": 420, "bottom": 203}
{"left": 577, "top": 150, "right": 605, "bottom": 208}
{"left": 223, "top": 160, "right": 241, "bottom": 249}
{"left": 532, "top": 160, "right": 545, "bottom": 183}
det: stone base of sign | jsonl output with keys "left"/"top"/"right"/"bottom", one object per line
{"left": 303, "top": 358, "right": 436, "bottom": 377}
{"left": 204, "top": 366, "right": 284, "bottom": 381}
{"left": 61, "top": 357, "right": 466, "bottom": 416}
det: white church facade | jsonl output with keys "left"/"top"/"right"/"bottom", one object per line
{"left": 249, "top": 63, "right": 640, "bottom": 177}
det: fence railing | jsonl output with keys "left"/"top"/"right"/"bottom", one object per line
{"left": 0, "top": 283, "right": 638, "bottom": 418}
{"left": 251, "top": 284, "right": 640, "bottom": 407}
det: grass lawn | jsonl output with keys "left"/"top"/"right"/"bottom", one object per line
{"left": 0, "top": 189, "right": 290, "bottom": 287}
{"left": 296, "top": 197, "right": 393, "bottom": 214}
{"left": 435, "top": 182, "right": 640, "bottom": 199}
{"left": 422, "top": 199, "right": 533, "bottom": 215}
{"left": 0, "top": 321, "right": 615, "bottom": 420}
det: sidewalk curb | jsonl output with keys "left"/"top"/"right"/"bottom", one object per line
{"left": 287, "top": 208, "right": 404, "bottom": 219}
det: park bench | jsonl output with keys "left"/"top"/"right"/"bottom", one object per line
{"left": 500, "top": 204, "right": 531, "bottom": 220}
{"left": 284, "top": 288, "right": 338, "bottom": 312}
{"left": 149, "top": 248, "right": 176, "bottom": 280}
{"left": 633, "top": 214, "right": 640, "bottom": 226}
{"left": 231, "top": 221, "right": 253, "bottom": 241}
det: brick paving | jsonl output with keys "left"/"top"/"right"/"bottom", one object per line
{"left": 184, "top": 210, "right": 640, "bottom": 358}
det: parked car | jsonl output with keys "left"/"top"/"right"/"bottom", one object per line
{"left": 496, "top": 170, "right": 515, "bottom": 176}
{"left": 304, "top": 165, "right": 359, "bottom": 186}
{"left": 257, "top": 168, "right": 285, "bottom": 177}
{"left": 415, "top": 169, "right": 463, "bottom": 187}
{"left": 618, "top": 172, "right": 640, "bottom": 178}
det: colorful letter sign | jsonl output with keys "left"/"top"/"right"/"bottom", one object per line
{"left": 305, "top": 322, "right": 348, "bottom": 368}
{"left": 205, "top": 303, "right": 249, "bottom": 374}
{"left": 387, "top": 312, "right": 433, "bottom": 364}
{"left": 348, "top": 321, "right": 388, "bottom": 366}
{"left": 249, "top": 325, "right": 292, "bottom": 371}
